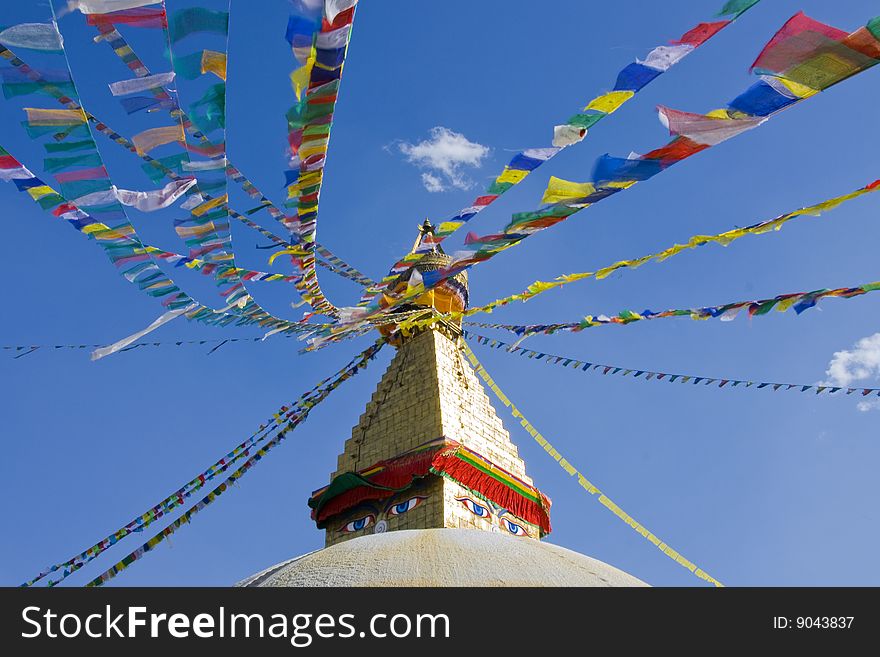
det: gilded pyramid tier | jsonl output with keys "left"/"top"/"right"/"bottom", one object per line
{"left": 310, "top": 329, "right": 550, "bottom": 546}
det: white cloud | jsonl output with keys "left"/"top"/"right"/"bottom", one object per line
{"left": 823, "top": 333, "right": 880, "bottom": 410}
{"left": 397, "top": 126, "right": 489, "bottom": 192}
{"left": 421, "top": 172, "right": 445, "bottom": 193}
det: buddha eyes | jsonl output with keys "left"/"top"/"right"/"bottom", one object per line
{"left": 456, "top": 496, "right": 490, "bottom": 518}
{"left": 501, "top": 518, "right": 527, "bottom": 536}
{"left": 338, "top": 497, "right": 527, "bottom": 536}
{"left": 387, "top": 496, "right": 425, "bottom": 516}
{"left": 341, "top": 514, "right": 375, "bottom": 533}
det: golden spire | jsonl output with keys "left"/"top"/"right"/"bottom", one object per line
{"left": 410, "top": 218, "right": 436, "bottom": 253}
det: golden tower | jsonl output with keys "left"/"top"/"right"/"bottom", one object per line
{"left": 308, "top": 221, "right": 552, "bottom": 546}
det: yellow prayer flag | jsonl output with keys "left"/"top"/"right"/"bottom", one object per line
{"left": 594, "top": 264, "right": 622, "bottom": 280}
{"left": 496, "top": 167, "right": 529, "bottom": 185}
{"left": 201, "top": 50, "right": 227, "bottom": 81}
{"left": 25, "top": 185, "right": 54, "bottom": 200}
{"left": 132, "top": 124, "right": 184, "bottom": 155}
{"left": 82, "top": 223, "right": 110, "bottom": 235}
{"left": 290, "top": 50, "right": 315, "bottom": 101}
{"left": 541, "top": 176, "right": 595, "bottom": 204}
{"left": 437, "top": 220, "right": 462, "bottom": 234}
{"left": 776, "top": 76, "right": 818, "bottom": 99}
{"left": 268, "top": 246, "right": 309, "bottom": 265}
{"left": 24, "top": 107, "right": 87, "bottom": 126}
{"left": 298, "top": 143, "right": 328, "bottom": 159}
{"left": 584, "top": 90, "right": 634, "bottom": 114}
{"left": 175, "top": 222, "right": 217, "bottom": 238}
{"left": 775, "top": 297, "right": 799, "bottom": 313}
{"left": 190, "top": 194, "right": 228, "bottom": 216}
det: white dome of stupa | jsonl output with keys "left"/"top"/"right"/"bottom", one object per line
{"left": 237, "top": 529, "right": 647, "bottom": 587}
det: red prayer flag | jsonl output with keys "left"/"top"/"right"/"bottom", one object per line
{"left": 674, "top": 21, "right": 730, "bottom": 47}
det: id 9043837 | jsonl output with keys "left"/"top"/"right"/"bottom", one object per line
{"left": 773, "top": 617, "right": 855, "bottom": 629}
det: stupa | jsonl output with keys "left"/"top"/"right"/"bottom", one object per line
{"left": 239, "top": 222, "right": 646, "bottom": 587}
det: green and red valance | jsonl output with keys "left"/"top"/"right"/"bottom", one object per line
{"left": 430, "top": 443, "right": 552, "bottom": 535}
{"left": 308, "top": 437, "right": 552, "bottom": 535}
{"left": 308, "top": 438, "right": 446, "bottom": 527}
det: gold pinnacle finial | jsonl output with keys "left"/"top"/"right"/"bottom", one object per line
{"left": 410, "top": 218, "right": 435, "bottom": 253}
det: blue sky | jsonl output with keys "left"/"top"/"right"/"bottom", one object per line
{"left": 1, "top": 0, "right": 879, "bottom": 587}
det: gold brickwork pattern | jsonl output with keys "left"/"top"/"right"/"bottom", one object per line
{"left": 323, "top": 329, "right": 539, "bottom": 547}
{"left": 333, "top": 329, "right": 529, "bottom": 480}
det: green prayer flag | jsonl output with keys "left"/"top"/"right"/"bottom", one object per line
{"left": 172, "top": 51, "right": 204, "bottom": 80}
{"left": 867, "top": 16, "right": 880, "bottom": 40}
{"left": 43, "top": 152, "right": 102, "bottom": 172}
{"left": 44, "top": 139, "right": 95, "bottom": 153}
{"left": 2, "top": 81, "right": 75, "bottom": 99}
{"left": 141, "top": 153, "right": 188, "bottom": 183}
{"left": 169, "top": 8, "right": 229, "bottom": 44}
{"left": 566, "top": 112, "right": 605, "bottom": 129}
{"left": 22, "top": 121, "right": 88, "bottom": 139}
{"left": 486, "top": 180, "right": 514, "bottom": 195}
{"left": 59, "top": 178, "right": 111, "bottom": 199}
{"left": 718, "top": 0, "right": 760, "bottom": 18}
{"left": 36, "top": 193, "right": 64, "bottom": 210}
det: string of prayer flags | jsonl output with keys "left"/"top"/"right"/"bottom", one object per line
{"left": 279, "top": 0, "right": 360, "bottom": 318}
{"left": 356, "top": 0, "right": 763, "bottom": 308}
{"left": 8, "top": 40, "right": 293, "bottom": 331}
{"left": 315, "top": 243, "right": 374, "bottom": 287}
{"left": 2, "top": 144, "right": 192, "bottom": 307}
{"left": 0, "top": 143, "right": 308, "bottom": 337}
{"left": 86, "top": 10, "right": 369, "bottom": 295}
{"left": 462, "top": 343, "right": 724, "bottom": 587}
{"left": 159, "top": 4, "right": 234, "bottom": 272}
{"left": 1, "top": 309, "right": 433, "bottom": 359}
{"left": 2, "top": 334, "right": 291, "bottom": 359}
{"left": 24, "top": 338, "right": 385, "bottom": 587}
{"left": 4, "top": 9, "right": 150, "bottom": 239}
{"left": 80, "top": 338, "right": 385, "bottom": 587}
{"left": 389, "top": 178, "right": 880, "bottom": 335}
{"left": 314, "top": 11, "right": 880, "bottom": 350}
{"left": 79, "top": 10, "right": 295, "bottom": 332}
{"left": 2, "top": 8, "right": 360, "bottom": 343}
{"left": 464, "top": 278, "right": 880, "bottom": 338}
{"left": 78, "top": 0, "right": 236, "bottom": 275}
{"left": 464, "top": 331, "right": 878, "bottom": 398}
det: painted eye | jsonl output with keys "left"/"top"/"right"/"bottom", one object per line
{"left": 341, "top": 514, "right": 375, "bottom": 533}
{"left": 456, "top": 496, "right": 490, "bottom": 518}
{"left": 387, "top": 496, "right": 425, "bottom": 516}
{"left": 501, "top": 518, "right": 528, "bottom": 536}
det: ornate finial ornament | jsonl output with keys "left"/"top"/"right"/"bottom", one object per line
{"left": 378, "top": 222, "right": 469, "bottom": 345}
